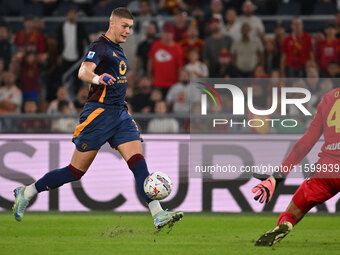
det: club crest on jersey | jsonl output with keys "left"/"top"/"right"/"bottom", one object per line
{"left": 81, "top": 143, "right": 88, "bottom": 150}
{"left": 119, "top": 61, "right": 127, "bottom": 75}
{"left": 87, "top": 51, "right": 95, "bottom": 59}
{"left": 113, "top": 51, "right": 117, "bottom": 57}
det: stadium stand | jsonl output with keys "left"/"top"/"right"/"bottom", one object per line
{"left": 0, "top": 0, "right": 338, "bottom": 134}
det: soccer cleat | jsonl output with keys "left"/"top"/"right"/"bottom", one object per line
{"left": 12, "top": 186, "right": 30, "bottom": 222}
{"left": 153, "top": 210, "right": 184, "bottom": 229}
{"left": 255, "top": 221, "right": 293, "bottom": 246}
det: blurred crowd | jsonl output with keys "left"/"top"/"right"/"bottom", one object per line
{"left": 0, "top": 0, "right": 340, "bottom": 133}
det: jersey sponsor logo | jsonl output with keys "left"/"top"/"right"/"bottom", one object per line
{"left": 119, "top": 61, "right": 127, "bottom": 75}
{"left": 325, "top": 142, "right": 340, "bottom": 151}
{"left": 87, "top": 51, "right": 95, "bottom": 59}
{"left": 116, "top": 76, "right": 127, "bottom": 84}
{"left": 155, "top": 49, "right": 172, "bottom": 62}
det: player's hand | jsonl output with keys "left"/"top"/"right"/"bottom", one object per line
{"left": 252, "top": 174, "right": 276, "bottom": 204}
{"left": 99, "top": 73, "right": 116, "bottom": 86}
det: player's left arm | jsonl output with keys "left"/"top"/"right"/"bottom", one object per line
{"left": 78, "top": 61, "right": 115, "bottom": 86}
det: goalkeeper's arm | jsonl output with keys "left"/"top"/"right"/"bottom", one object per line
{"left": 252, "top": 106, "right": 323, "bottom": 203}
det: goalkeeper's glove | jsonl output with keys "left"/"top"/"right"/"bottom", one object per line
{"left": 252, "top": 172, "right": 285, "bottom": 204}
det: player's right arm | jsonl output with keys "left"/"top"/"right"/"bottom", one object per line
{"left": 78, "top": 62, "right": 116, "bottom": 86}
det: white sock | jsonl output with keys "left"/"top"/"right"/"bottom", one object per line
{"left": 24, "top": 183, "right": 37, "bottom": 200}
{"left": 148, "top": 200, "right": 163, "bottom": 217}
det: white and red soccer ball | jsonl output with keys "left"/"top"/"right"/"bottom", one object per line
{"left": 143, "top": 172, "right": 172, "bottom": 200}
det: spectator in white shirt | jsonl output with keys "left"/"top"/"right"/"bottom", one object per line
{"left": 0, "top": 71, "right": 22, "bottom": 113}
{"left": 223, "top": 8, "right": 242, "bottom": 43}
{"left": 47, "top": 87, "right": 76, "bottom": 114}
{"left": 51, "top": 100, "right": 78, "bottom": 133}
{"left": 166, "top": 68, "right": 200, "bottom": 113}
{"left": 147, "top": 101, "right": 179, "bottom": 133}
{"left": 57, "top": 7, "right": 87, "bottom": 91}
{"left": 184, "top": 48, "right": 209, "bottom": 80}
{"left": 238, "top": 1, "right": 265, "bottom": 44}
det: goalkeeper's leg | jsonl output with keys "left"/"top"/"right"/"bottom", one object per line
{"left": 255, "top": 181, "right": 311, "bottom": 246}
{"left": 255, "top": 178, "right": 336, "bottom": 246}
{"left": 255, "top": 200, "right": 306, "bottom": 246}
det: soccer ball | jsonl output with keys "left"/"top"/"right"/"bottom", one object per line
{"left": 144, "top": 172, "right": 172, "bottom": 200}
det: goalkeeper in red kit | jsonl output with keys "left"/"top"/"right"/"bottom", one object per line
{"left": 252, "top": 87, "right": 340, "bottom": 246}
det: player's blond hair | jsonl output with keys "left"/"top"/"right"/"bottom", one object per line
{"left": 110, "top": 7, "right": 134, "bottom": 20}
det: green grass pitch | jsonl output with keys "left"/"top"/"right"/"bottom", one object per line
{"left": 1, "top": 212, "right": 340, "bottom": 255}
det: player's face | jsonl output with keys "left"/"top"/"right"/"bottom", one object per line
{"left": 112, "top": 17, "right": 134, "bottom": 44}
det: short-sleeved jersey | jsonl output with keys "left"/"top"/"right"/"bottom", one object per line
{"left": 281, "top": 88, "right": 340, "bottom": 174}
{"left": 14, "top": 30, "right": 45, "bottom": 54}
{"left": 316, "top": 38, "right": 340, "bottom": 72}
{"left": 281, "top": 33, "right": 313, "bottom": 68}
{"left": 178, "top": 38, "right": 204, "bottom": 64}
{"left": 148, "top": 39, "right": 183, "bottom": 88}
{"left": 84, "top": 34, "right": 128, "bottom": 105}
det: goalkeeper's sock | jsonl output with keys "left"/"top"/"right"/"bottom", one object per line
{"left": 127, "top": 154, "right": 152, "bottom": 204}
{"left": 35, "top": 164, "right": 84, "bottom": 192}
{"left": 277, "top": 212, "right": 296, "bottom": 227}
{"left": 24, "top": 183, "right": 37, "bottom": 200}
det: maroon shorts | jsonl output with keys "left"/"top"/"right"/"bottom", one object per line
{"left": 292, "top": 178, "right": 340, "bottom": 212}
{"left": 292, "top": 157, "right": 340, "bottom": 212}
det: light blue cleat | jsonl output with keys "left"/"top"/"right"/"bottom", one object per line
{"left": 12, "top": 186, "right": 29, "bottom": 222}
{"left": 153, "top": 210, "right": 184, "bottom": 229}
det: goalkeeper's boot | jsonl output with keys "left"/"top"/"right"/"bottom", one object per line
{"left": 12, "top": 186, "right": 29, "bottom": 222}
{"left": 153, "top": 210, "right": 184, "bottom": 229}
{"left": 255, "top": 221, "right": 293, "bottom": 246}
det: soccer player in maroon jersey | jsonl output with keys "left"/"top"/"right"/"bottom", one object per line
{"left": 252, "top": 87, "right": 340, "bottom": 246}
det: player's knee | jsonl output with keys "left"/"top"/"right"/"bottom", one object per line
{"left": 68, "top": 164, "right": 85, "bottom": 180}
{"left": 127, "top": 153, "right": 145, "bottom": 169}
